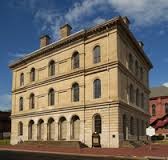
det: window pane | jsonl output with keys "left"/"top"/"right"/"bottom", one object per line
{"left": 94, "top": 79, "right": 101, "bottom": 98}
{"left": 72, "top": 83, "right": 79, "bottom": 102}
{"left": 94, "top": 115, "right": 101, "bottom": 133}
{"left": 93, "top": 46, "right": 100, "bottom": 64}
{"left": 72, "top": 52, "right": 79, "bottom": 69}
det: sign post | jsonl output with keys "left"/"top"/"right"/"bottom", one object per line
{"left": 146, "top": 126, "right": 155, "bottom": 150}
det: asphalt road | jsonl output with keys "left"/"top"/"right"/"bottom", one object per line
{"left": 0, "top": 151, "right": 126, "bottom": 160}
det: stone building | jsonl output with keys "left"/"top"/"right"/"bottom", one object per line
{"left": 149, "top": 86, "right": 168, "bottom": 139}
{"left": 9, "top": 16, "right": 152, "bottom": 148}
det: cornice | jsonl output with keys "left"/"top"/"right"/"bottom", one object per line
{"left": 9, "top": 16, "right": 120, "bottom": 70}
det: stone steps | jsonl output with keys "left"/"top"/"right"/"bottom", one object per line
{"left": 18, "top": 140, "right": 88, "bottom": 148}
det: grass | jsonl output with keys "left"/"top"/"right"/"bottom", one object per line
{"left": 0, "top": 139, "right": 10, "bottom": 145}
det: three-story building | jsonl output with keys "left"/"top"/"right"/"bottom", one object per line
{"left": 9, "top": 16, "right": 152, "bottom": 148}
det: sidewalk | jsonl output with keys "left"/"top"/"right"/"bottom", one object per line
{"left": 0, "top": 144, "right": 167, "bottom": 159}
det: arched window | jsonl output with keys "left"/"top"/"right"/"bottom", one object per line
{"left": 128, "top": 54, "right": 133, "bottom": 71}
{"left": 136, "top": 88, "right": 139, "bottom": 106}
{"left": 72, "top": 52, "right": 79, "bottom": 69}
{"left": 93, "top": 46, "right": 101, "bottom": 64}
{"left": 30, "top": 68, "right": 35, "bottom": 82}
{"left": 129, "top": 84, "right": 134, "bottom": 103}
{"left": 19, "top": 97, "right": 23, "bottom": 111}
{"left": 18, "top": 122, "right": 23, "bottom": 136}
{"left": 130, "top": 117, "right": 134, "bottom": 135}
{"left": 141, "top": 93, "right": 144, "bottom": 108}
{"left": 152, "top": 104, "right": 156, "bottom": 116}
{"left": 94, "top": 114, "right": 101, "bottom": 133}
{"left": 48, "top": 60, "right": 55, "bottom": 76}
{"left": 140, "top": 67, "right": 143, "bottom": 80}
{"left": 135, "top": 60, "right": 139, "bottom": 76}
{"left": 29, "top": 93, "right": 35, "bottom": 109}
{"left": 48, "top": 88, "right": 55, "bottom": 106}
{"left": 93, "top": 79, "right": 101, "bottom": 99}
{"left": 72, "top": 83, "right": 79, "bottom": 102}
{"left": 20, "top": 73, "right": 24, "bottom": 86}
{"left": 165, "top": 103, "right": 168, "bottom": 114}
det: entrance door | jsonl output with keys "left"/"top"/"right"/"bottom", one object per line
{"left": 123, "top": 115, "right": 127, "bottom": 140}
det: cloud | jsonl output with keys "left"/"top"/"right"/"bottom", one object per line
{"left": 0, "top": 94, "right": 11, "bottom": 111}
{"left": 93, "top": 17, "right": 106, "bottom": 25}
{"left": 163, "top": 83, "right": 168, "bottom": 87}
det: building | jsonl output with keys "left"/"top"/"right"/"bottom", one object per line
{"left": 9, "top": 16, "right": 152, "bottom": 148}
{"left": 149, "top": 86, "right": 168, "bottom": 139}
{"left": 0, "top": 111, "right": 11, "bottom": 139}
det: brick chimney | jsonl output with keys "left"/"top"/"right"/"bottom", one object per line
{"left": 138, "top": 41, "right": 144, "bottom": 49}
{"left": 60, "top": 24, "right": 72, "bottom": 39}
{"left": 40, "top": 35, "right": 50, "bottom": 48}
{"left": 122, "top": 16, "right": 130, "bottom": 28}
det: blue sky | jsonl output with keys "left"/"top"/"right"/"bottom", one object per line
{"left": 1, "top": 0, "right": 168, "bottom": 110}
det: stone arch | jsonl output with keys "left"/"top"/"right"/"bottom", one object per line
{"left": 58, "top": 117, "right": 67, "bottom": 140}
{"left": 47, "top": 117, "right": 55, "bottom": 140}
{"left": 70, "top": 115, "right": 80, "bottom": 140}
{"left": 37, "top": 119, "right": 44, "bottom": 140}
{"left": 28, "top": 120, "right": 35, "bottom": 140}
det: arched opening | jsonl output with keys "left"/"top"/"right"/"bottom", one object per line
{"left": 93, "top": 79, "right": 101, "bottom": 99}
{"left": 18, "top": 122, "right": 23, "bottom": 136}
{"left": 93, "top": 45, "right": 101, "bottom": 64}
{"left": 93, "top": 114, "right": 101, "bottom": 134}
{"left": 47, "top": 118, "right": 55, "bottom": 140}
{"left": 20, "top": 73, "right": 24, "bottom": 86}
{"left": 59, "top": 117, "right": 67, "bottom": 140}
{"left": 28, "top": 120, "right": 35, "bottom": 140}
{"left": 19, "top": 97, "right": 23, "bottom": 111}
{"left": 123, "top": 114, "right": 127, "bottom": 140}
{"left": 136, "top": 88, "right": 139, "bottom": 106}
{"left": 130, "top": 117, "right": 134, "bottom": 135}
{"left": 37, "top": 119, "right": 44, "bottom": 140}
{"left": 48, "top": 88, "right": 55, "bottom": 106}
{"left": 72, "top": 83, "right": 79, "bottom": 102}
{"left": 29, "top": 93, "right": 35, "bottom": 109}
{"left": 72, "top": 52, "right": 79, "bottom": 69}
{"left": 152, "top": 104, "right": 156, "bottom": 116}
{"left": 48, "top": 60, "right": 55, "bottom": 76}
{"left": 30, "top": 68, "right": 35, "bottom": 82}
{"left": 71, "top": 115, "right": 80, "bottom": 140}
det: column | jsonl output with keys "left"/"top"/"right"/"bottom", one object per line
{"left": 67, "top": 121, "right": 71, "bottom": 141}
{"left": 55, "top": 122, "right": 59, "bottom": 140}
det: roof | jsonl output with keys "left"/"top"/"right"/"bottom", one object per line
{"left": 150, "top": 86, "right": 168, "bottom": 98}
{"left": 9, "top": 16, "right": 153, "bottom": 69}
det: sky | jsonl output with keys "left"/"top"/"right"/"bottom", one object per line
{"left": 1, "top": 0, "right": 168, "bottom": 111}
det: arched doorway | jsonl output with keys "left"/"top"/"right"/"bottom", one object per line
{"left": 123, "top": 114, "right": 127, "bottom": 140}
{"left": 59, "top": 117, "right": 67, "bottom": 140}
{"left": 71, "top": 115, "right": 80, "bottom": 140}
{"left": 37, "top": 119, "right": 44, "bottom": 140}
{"left": 28, "top": 120, "right": 35, "bottom": 140}
{"left": 47, "top": 118, "right": 55, "bottom": 140}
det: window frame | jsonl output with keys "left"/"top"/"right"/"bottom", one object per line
{"left": 48, "top": 60, "right": 55, "bottom": 76}
{"left": 72, "top": 83, "right": 79, "bottom": 102}
{"left": 93, "top": 45, "right": 101, "bottom": 64}
{"left": 72, "top": 52, "right": 80, "bottom": 69}
{"left": 93, "top": 114, "right": 102, "bottom": 134}
{"left": 93, "top": 79, "right": 101, "bottom": 99}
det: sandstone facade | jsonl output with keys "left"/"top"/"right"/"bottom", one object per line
{"left": 9, "top": 16, "right": 152, "bottom": 148}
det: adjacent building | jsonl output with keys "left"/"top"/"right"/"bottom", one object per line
{"left": 149, "top": 86, "right": 168, "bottom": 139}
{"left": 9, "top": 16, "right": 152, "bottom": 148}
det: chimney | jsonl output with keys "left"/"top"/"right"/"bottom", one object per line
{"left": 40, "top": 35, "right": 50, "bottom": 48}
{"left": 60, "top": 24, "right": 72, "bottom": 39}
{"left": 122, "top": 16, "right": 130, "bottom": 28}
{"left": 138, "top": 41, "right": 144, "bottom": 49}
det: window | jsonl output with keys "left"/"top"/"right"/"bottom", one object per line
{"left": 136, "top": 88, "right": 139, "bottom": 106}
{"left": 140, "top": 67, "right": 143, "bottom": 81}
{"left": 19, "top": 97, "right": 23, "bottom": 111}
{"left": 72, "top": 52, "right": 79, "bottom": 69}
{"left": 29, "top": 93, "right": 35, "bottom": 109}
{"left": 49, "top": 60, "right": 55, "bottom": 76}
{"left": 30, "top": 68, "right": 35, "bottom": 82}
{"left": 135, "top": 60, "right": 139, "bottom": 76}
{"left": 72, "top": 83, "right": 79, "bottom": 102}
{"left": 141, "top": 93, "right": 144, "bottom": 108}
{"left": 129, "top": 84, "right": 134, "bottom": 103}
{"left": 130, "top": 117, "right": 134, "bottom": 135}
{"left": 93, "top": 79, "right": 101, "bottom": 99}
{"left": 48, "top": 88, "right": 55, "bottom": 106}
{"left": 20, "top": 73, "right": 24, "bottom": 86}
{"left": 152, "top": 104, "right": 156, "bottom": 116}
{"left": 18, "top": 122, "right": 23, "bottom": 136}
{"left": 94, "top": 114, "right": 101, "bottom": 133}
{"left": 128, "top": 54, "right": 133, "bottom": 71}
{"left": 93, "top": 46, "right": 101, "bottom": 64}
{"left": 165, "top": 124, "right": 168, "bottom": 129}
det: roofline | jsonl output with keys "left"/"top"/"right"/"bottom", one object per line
{"left": 9, "top": 16, "right": 153, "bottom": 69}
